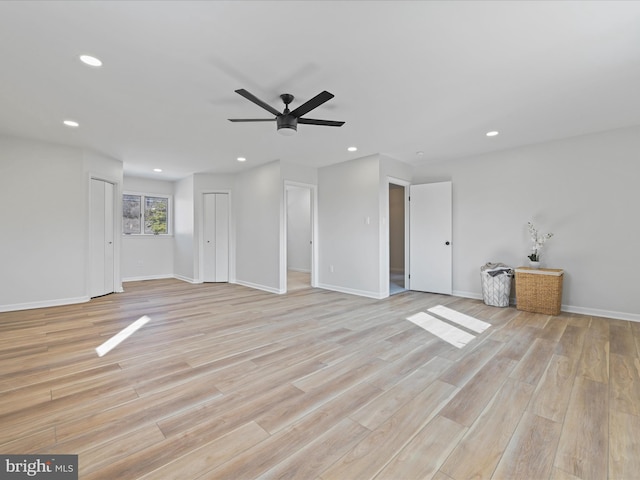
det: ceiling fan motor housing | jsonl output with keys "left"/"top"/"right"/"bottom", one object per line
{"left": 277, "top": 114, "right": 297, "bottom": 135}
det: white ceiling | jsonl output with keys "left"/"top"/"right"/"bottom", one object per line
{"left": 1, "top": 1, "right": 640, "bottom": 180}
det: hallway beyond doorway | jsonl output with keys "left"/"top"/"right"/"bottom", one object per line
{"left": 287, "top": 270, "right": 311, "bottom": 292}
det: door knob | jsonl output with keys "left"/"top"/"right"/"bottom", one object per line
{"left": 445, "top": 241, "right": 450, "bottom": 246}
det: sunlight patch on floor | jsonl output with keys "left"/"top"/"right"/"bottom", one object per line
{"left": 96, "top": 315, "right": 151, "bottom": 357}
{"left": 427, "top": 305, "right": 491, "bottom": 333}
{"left": 407, "top": 312, "right": 476, "bottom": 348}
{"left": 407, "top": 306, "right": 492, "bottom": 348}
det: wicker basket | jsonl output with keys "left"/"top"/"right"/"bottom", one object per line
{"left": 515, "top": 267, "right": 563, "bottom": 315}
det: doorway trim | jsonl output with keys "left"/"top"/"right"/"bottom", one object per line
{"left": 282, "top": 181, "right": 318, "bottom": 293}
{"left": 385, "top": 176, "right": 411, "bottom": 298}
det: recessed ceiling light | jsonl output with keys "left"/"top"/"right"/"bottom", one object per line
{"left": 237, "top": 157, "right": 246, "bottom": 162}
{"left": 347, "top": 146, "right": 357, "bottom": 152}
{"left": 63, "top": 120, "right": 79, "bottom": 127}
{"left": 416, "top": 151, "right": 424, "bottom": 156}
{"left": 486, "top": 131, "right": 499, "bottom": 137}
{"left": 79, "top": 54, "right": 102, "bottom": 67}
{"left": 153, "top": 168, "right": 162, "bottom": 172}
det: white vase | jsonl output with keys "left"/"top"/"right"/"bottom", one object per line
{"left": 529, "top": 260, "right": 541, "bottom": 269}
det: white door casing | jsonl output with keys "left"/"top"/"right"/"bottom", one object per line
{"left": 409, "top": 181, "right": 452, "bottom": 295}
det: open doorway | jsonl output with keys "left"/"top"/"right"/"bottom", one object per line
{"left": 389, "top": 182, "right": 406, "bottom": 295}
{"left": 285, "top": 184, "right": 314, "bottom": 292}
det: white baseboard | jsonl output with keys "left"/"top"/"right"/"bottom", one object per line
{"left": 122, "top": 274, "right": 175, "bottom": 283}
{"left": 122, "top": 274, "right": 199, "bottom": 284}
{"left": 317, "top": 283, "right": 385, "bottom": 299}
{"left": 172, "top": 274, "right": 198, "bottom": 284}
{"left": 235, "top": 280, "right": 284, "bottom": 295}
{"left": 3, "top": 282, "right": 637, "bottom": 323}
{"left": 453, "top": 289, "right": 639, "bottom": 322}
{"left": 561, "top": 304, "right": 640, "bottom": 322}
{"left": 0, "top": 295, "right": 90, "bottom": 313}
{"left": 453, "top": 290, "right": 483, "bottom": 301}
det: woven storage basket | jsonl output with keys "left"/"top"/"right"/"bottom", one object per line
{"left": 515, "top": 267, "right": 563, "bottom": 315}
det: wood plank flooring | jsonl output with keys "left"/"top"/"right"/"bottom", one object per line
{"left": 1, "top": 277, "right": 639, "bottom": 479}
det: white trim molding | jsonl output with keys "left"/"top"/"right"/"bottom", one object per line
{"left": 235, "top": 280, "right": 284, "bottom": 295}
{"left": 453, "top": 289, "right": 640, "bottom": 322}
{"left": 317, "top": 283, "right": 386, "bottom": 300}
{"left": 561, "top": 304, "right": 640, "bottom": 323}
{"left": 122, "top": 274, "right": 175, "bottom": 283}
{"left": 0, "top": 296, "right": 90, "bottom": 313}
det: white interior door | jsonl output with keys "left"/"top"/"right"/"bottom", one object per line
{"left": 90, "top": 178, "right": 115, "bottom": 297}
{"left": 203, "top": 193, "right": 229, "bottom": 282}
{"left": 409, "top": 181, "right": 452, "bottom": 294}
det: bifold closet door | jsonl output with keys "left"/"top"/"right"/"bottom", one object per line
{"left": 90, "top": 178, "right": 115, "bottom": 297}
{"left": 203, "top": 193, "right": 229, "bottom": 282}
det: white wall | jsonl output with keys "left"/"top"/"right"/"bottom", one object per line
{"left": 122, "top": 173, "right": 238, "bottom": 284}
{"left": 4, "top": 127, "right": 638, "bottom": 321}
{"left": 173, "top": 175, "right": 195, "bottom": 282}
{"left": 121, "top": 176, "right": 174, "bottom": 281}
{"left": 413, "top": 126, "right": 640, "bottom": 320}
{"left": 0, "top": 135, "right": 123, "bottom": 311}
{"left": 235, "top": 161, "right": 282, "bottom": 293}
{"left": 318, "top": 155, "right": 382, "bottom": 297}
{"left": 281, "top": 161, "right": 318, "bottom": 186}
{"left": 287, "top": 186, "right": 311, "bottom": 272}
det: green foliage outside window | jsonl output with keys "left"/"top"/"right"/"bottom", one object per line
{"left": 144, "top": 196, "right": 168, "bottom": 234}
{"left": 123, "top": 194, "right": 170, "bottom": 235}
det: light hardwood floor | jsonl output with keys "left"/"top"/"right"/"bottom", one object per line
{"left": 2, "top": 278, "right": 639, "bottom": 479}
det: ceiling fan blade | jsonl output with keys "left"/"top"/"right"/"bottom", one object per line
{"left": 290, "top": 91, "right": 334, "bottom": 118}
{"left": 235, "top": 89, "right": 281, "bottom": 116}
{"left": 298, "top": 118, "right": 345, "bottom": 127}
{"left": 228, "top": 118, "right": 276, "bottom": 122}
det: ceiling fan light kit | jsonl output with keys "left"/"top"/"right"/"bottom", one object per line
{"left": 276, "top": 112, "right": 298, "bottom": 136}
{"left": 229, "top": 89, "right": 344, "bottom": 136}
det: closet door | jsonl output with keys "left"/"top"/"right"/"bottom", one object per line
{"left": 90, "top": 179, "right": 115, "bottom": 297}
{"left": 203, "top": 193, "right": 229, "bottom": 282}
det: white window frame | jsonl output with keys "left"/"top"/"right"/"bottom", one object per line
{"left": 122, "top": 191, "right": 173, "bottom": 236}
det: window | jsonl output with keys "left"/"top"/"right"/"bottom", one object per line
{"left": 123, "top": 193, "right": 171, "bottom": 235}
